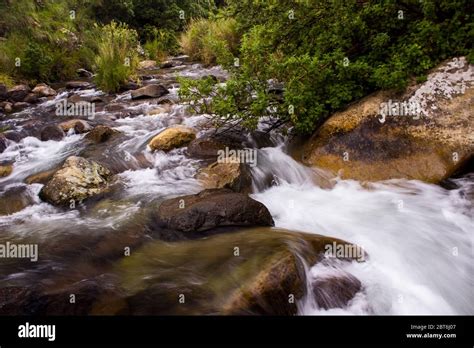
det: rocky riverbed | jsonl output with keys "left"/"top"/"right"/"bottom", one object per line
{"left": 0, "top": 56, "right": 472, "bottom": 315}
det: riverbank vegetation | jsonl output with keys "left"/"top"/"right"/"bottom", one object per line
{"left": 0, "top": 0, "right": 472, "bottom": 133}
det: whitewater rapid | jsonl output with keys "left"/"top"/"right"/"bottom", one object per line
{"left": 251, "top": 146, "right": 474, "bottom": 315}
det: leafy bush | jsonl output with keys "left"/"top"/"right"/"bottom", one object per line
{"left": 94, "top": 21, "right": 139, "bottom": 93}
{"left": 143, "top": 27, "right": 179, "bottom": 62}
{"left": 181, "top": 0, "right": 474, "bottom": 134}
{"left": 180, "top": 18, "right": 239, "bottom": 66}
{"left": 0, "top": 74, "right": 14, "bottom": 88}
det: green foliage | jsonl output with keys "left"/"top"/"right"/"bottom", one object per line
{"left": 183, "top": 0, "right": 474, "bottom": 134}
{"left": 0, "top": 74, "right": 14, "bottom": 88}
{"left": 143, "top": 27, "right": 179, "bottom": 61}
{"left": 0, "top": 0, "right": 99, "bottom": 82}
{"left": 94, "top": 21, "right": 139, "bottom": 93}
{"left": 180, "top": 18, "right": 239, "bottom": 66}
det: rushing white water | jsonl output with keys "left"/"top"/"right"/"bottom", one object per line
{"left": 251, "top": 147, "right": 474, "bottom": 315}
{"left": 0, "top": 59, "right": 472, "bottom": 315}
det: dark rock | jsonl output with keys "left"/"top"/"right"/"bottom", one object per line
{"left": 0, "top": 84, "right": 7, "bottom": 101}
{"left": 40, "top": 125, "right": 65, "bottom": 141}
{"left": 312, "top": 271, "right": 362, "bottom": 310}
{"left": 0, "top": 134, "right": 7, "bottom": 153}
{"left": 12, "top": 102, "right": 30, "bottom": 111}
{"left": 23, "top": 93, "right": 39, "bottom": 104}
{"left": 120, "top": 81, "right": 140, "bottom": 91}
{"left": 153, "top": 188, "right": 274, "bottom": 234}
{"left": 131, "top": 84, "right": 169, "bottom": 100}
{"left": 7, "top": 85, "right": 31, "bottom": 102}
{"left": 160, "top": 61, "right": 173, "bottom": 69}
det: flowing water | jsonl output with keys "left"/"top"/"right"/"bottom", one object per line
{"left": 0, "top": 58, "right": 472, "bottom": 315}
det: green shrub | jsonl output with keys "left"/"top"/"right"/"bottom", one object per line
{"left": 181, "top": 0, "right": 474, "bottom": 134}
{"left": 143, "top": 27, "right": 178, "bottom": 62}
{"left": 180, "top": 18, "right": 239, "bottom": 66}
{"left": 94, "top": 21, "right": 139, "bottom": 93}
{"left": 0, "top": 74, "right": 14, "bottom": 88}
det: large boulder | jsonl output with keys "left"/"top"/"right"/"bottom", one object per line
{"left": 115, "top": 228, "right": 363, "bottom": 315}
{"left": 7, "top": 85, "right": 31, "bottom": 102}
{"left": 148, "top": 126, "right": 196, "bottom": 152}
{"left": 32, "top": 83, "right": 56, "bottom": 97}
{"left": 196, "top": 161, "right": 252, "bottom": 193}
{"left": 131, "top": 84, "right": 169, "bottom": 100}
{"left": 39, "top": 156, "right": 112, "bottom": 206}
{"left": 302, "top": 57, "right": 474, "bottom": 183}
{"left": 40, "top": 125, "right": 65, "bottom": 141}
{"left": 153, "top": 188, "right": 274, "bottom": 234}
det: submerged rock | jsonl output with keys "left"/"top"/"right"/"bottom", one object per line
{"left": 153, "top": 188, "right": 274, "bottom": 234}
{"left": 131, "top": 84, "right": 169, "bottom": 100}
{"left": 116, "top": 228, "right": 363, "bottom": 315}
{"left": 39, "top": 156, "right": 112, "bottom": 206}
{"left": 302, "top": 57, "right": 474, "bottom": 183}
{"left": 312, "top": 270, "right": 362, "bottom": 310}
{"left": 148, "top": 126, "right": 196, "bottom": 152}
{"left": 0, "top": 164, "right": 12, "bottom": 177}
{"left": 196, "top": 161, "right": 252, "bottom": 193}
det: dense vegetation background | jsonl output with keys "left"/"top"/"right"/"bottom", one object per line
{"left": 0, "top": 0, "right": 472, "bottom": 134}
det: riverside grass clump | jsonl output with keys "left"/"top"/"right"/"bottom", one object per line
{"left": 180, "top": 18, "right": 240, "bottom": 66}
{"left": 0, "top": 0, "right": 97, "bottom": 83}
{"left": 178, "top": 0, "right": 474, "bottom": 135}
{"left": 94, "top": 21, "right": 140, "bottom": 93}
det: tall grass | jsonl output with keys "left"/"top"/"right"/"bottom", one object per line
{"left": 94, "top": 21, "right": 139, "bottom": 93}
{"left": 180, "top": 18, "right": 239, "bottom": 66}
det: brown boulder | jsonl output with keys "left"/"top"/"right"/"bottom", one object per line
{"left": 153, "top": 188, "right": 274, "bottom": 234}
{"left": 39, "top": 156, "right": 112, "bottom": 206}
{"left": 196, "top": 161, "right": 252, "bottom": 192}
{"left": 302, "top": 57, "right": 474, "bottom": 183}
{"left": 148, "top": 126, "right": 196, "bottom": 152}
{"left": 131, "top": 84, "right": 169, "bottom": 100}
{"left": 32, "top": 83, "right": 57, "bottom": 97}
